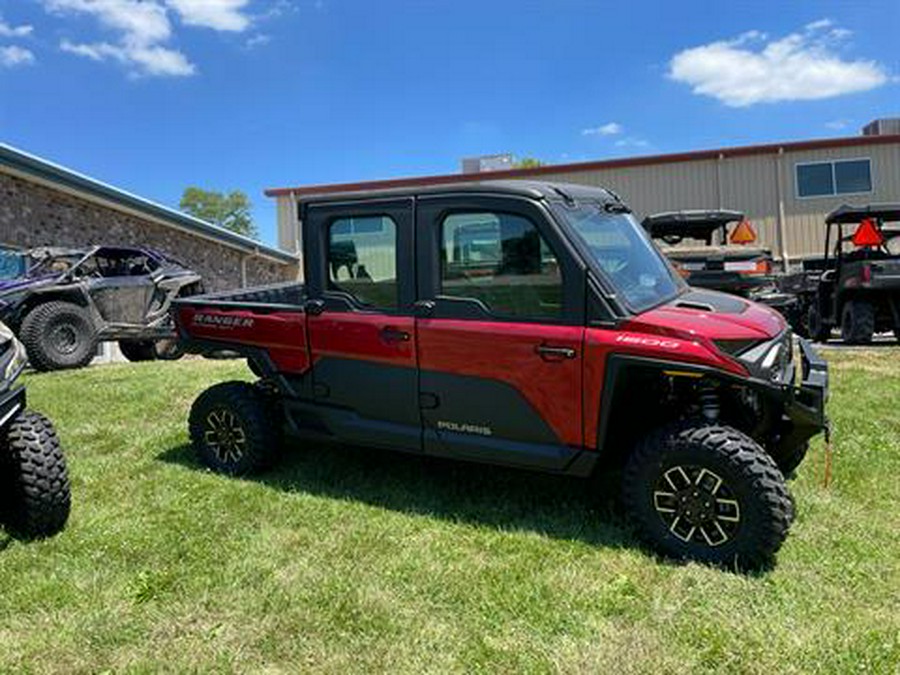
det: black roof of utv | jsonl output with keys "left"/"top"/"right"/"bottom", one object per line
{"left": 826, "top": 203, "right": 900, "bottom": 225}
{"left": 298, "top": 180, "right": 626, "bottom": 208}
{"left": 642, "top": 210, "right": 744, "bottom": 243}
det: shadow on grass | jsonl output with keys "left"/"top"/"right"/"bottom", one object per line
{"left": 157, "top": 441, "right": 636, "bottom": 552}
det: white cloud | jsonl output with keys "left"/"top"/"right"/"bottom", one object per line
{"left": 45, "top": 0, "right": 172, "bottom": 44}
{"left": 825, "top": 119, "right": 850, "bottom": 131}
{"left": 669, "top": 20, "right": 890, "bottom": 107}
{"left": 614, "top": 137, "right": 651, "bottom": 149}
{"left": 42, "top": 0, "right": 258, "bottom": 77}
{"left": 0, "top": 16, "right": 34, "bottom": 38}
{"left": 582, "top": 122, "right": 623, "bottom": 136}
{"left": 0, "top": 45, "right": 35, "bottom": 67}
{"left": 60, "top": 38, "right": 194, "bottom": 76}
{"left": 166, "top": 0, "right": 251, "bottom": 32}
{"left": 244, "top": 33, "right": 271, "bottom": 49}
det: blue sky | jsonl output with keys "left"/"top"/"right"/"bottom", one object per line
{"left": 1, "top": 0, "right": 898, "bottom": 247}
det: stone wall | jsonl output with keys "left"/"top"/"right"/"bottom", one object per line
{"left": 0, "top": 172, "right": 298, "bottom": 291}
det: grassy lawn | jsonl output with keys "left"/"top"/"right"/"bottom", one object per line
{"left": 1, "top": 349, "right": 899, "bottom": 673}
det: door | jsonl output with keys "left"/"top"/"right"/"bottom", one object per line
{"left": 415, "top": 196, "right": 586, "bottom": 470}
{"left": 304, "top": 199, "right": 420, "bottom": 451}
{"left": 83, "top": 248, "right": 158, "bottom": 325}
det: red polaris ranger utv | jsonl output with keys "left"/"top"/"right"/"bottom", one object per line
{"left": 174, "top": 182, "right": 828, "bottom": 568}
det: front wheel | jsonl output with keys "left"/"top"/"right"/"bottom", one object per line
{"left": 623, "top": 421, "right": 792, "bottom": 570}
{"left": 188, "top": 381, "right": 280, "bottom": 475}
{"left": 20, "top": 301, "right": 98, "bottom": 371}
{"left": 0, "top": 411, "right": 71, "bottom": 538}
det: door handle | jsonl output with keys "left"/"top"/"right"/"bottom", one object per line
{"left": 535, "top": 344, "right": 576, "bottom": 360}
{"left": 304, "top": 299, "right": 326, "bottom": 316}
{"left": 380, "top": 326, "right": 411, "bottom": 343}
{"left": 413, "top": 300, "right": 436, "bottom": 318}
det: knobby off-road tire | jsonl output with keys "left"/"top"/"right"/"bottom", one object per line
{"left": 20, "top": 301, "right": 97, "bottom": 372}
{"left": 623, "top": 421, "right": 792, "bottom": 570}
{"left": 806, "top": 304, "right": 831, "bottom": 343}
{"left": 118, "top": 339, "right": 157, "bottom": 362}
{"left": 0, "top": 411, "right": 71, "bottom": 538}
{"left": 841, "top": 300, "right": 875, "bottom": 345}
{"left": 189, "top": 381, "right": 280, "bottom": 475}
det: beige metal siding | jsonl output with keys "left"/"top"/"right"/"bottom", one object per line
{"left": 276, "top": 195, "right": 299, "bottom": 252}
{"left": 779, "top": 143, "right": 900, "bottom": 259}
{"left": 274, "top": 139, "right": 900, "bottom": 264}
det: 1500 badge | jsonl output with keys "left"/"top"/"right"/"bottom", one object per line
{"left": 615, "top": 334, "right": 681, "bottom": 349}
{"left": 193, "top": 313, "right": 255, "bottom": 329}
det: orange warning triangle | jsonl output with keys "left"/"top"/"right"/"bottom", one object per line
{"left": 852, "top": 218, "right": 884, "bottom": 248}
{"left": 729, "top": 220, "right": 757, "bottom": 245}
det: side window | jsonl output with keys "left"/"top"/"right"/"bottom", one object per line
{"left": 441, "top": 211, "right": 563, "bottom": 320}
{"left": 327, "top": 215, "right": 397, "bottom": 309}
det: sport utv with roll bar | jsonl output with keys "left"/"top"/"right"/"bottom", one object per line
{"left": 172, "top": 181, "right": 829, "bottom": 569}
{"left": 781, "top": 203, "right": 900, "bottom": 343}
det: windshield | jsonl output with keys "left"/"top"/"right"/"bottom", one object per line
{"left": 0, "top": 249, "right": 27, "bottom": 281}
{"left": 555, "top": 204, "right": 684, "bottom": 312}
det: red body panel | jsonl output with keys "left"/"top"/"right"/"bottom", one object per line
{"left": 307, "top": 312, "right": 416, "bottom": 367}
{"left": 416, "top": 319, "right": 583, "bottom": 446}
{"left": 177, "top": 306, "right": 310, "bottom": 373}
{"left": 581, "top": 327, "right": 744, "bottom": 449}
{"left": 626, "top": 295, "right": 786, "bottom": 341}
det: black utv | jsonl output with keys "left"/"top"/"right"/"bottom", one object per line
{"left": 0, "top": 320, "right": 69, "bottom": 537}
{"left": 0, "top": 246, "right": 202, "bottom": 370}
{"left": 643, "top": 210, "right": 797, "bottom": 319}
{"left": 784, "top": 204, "right": 900, "bottom": 344}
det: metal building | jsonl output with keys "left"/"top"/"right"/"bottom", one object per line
{"left": 267, "top": 121, "right": 900, "bottom": 269}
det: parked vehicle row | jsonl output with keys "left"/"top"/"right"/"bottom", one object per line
{"left": 173, "top": 181, "right": 830, "bottom": 570}
{"left": 644, "top": 204, "right": 900, "bottom": 344}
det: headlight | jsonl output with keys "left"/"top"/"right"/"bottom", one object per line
{"left": 732, "top": 330, "right": 793, "bottom": 383}
{"left": 1, "top": 335, "right": 27, "bottom": 383}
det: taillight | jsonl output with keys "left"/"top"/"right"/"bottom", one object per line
{"left": 723, "top": 259, "right": 770, "bottom": 275}
{"left": 862, "top": 264, "right": 872, "bottom": 283}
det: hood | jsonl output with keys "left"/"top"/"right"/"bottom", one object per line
{"left": 624, "top": 288, "right": 786, "bottom": 341}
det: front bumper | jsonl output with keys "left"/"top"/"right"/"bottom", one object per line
{"left": 776, "top": 337, "right": 829, "bottom": 451}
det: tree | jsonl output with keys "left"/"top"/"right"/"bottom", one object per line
{"left": 513, "top": 157, "right": 544, "bottom": 169}
{"left": 180, "top": 187, "right": 258, "bottom": 239}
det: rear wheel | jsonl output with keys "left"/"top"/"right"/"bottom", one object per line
{"left": 189, "top": 381, "right": 280, "bottom": 475}
{"left": 623, "top": 421, "right": 792, "bottom": 570}
{"left": 0, "top": 411, "right": 70, "bottom": 538}
{"left": 118, "top": 339, "right": 157, "bottom": 362}
{"left": 20, "top": 301, "right": 97, "bottom": 371}
{"left": 841, "top": 300, "right": 874, "bottom": 345}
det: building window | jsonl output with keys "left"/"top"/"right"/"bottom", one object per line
{"left": 796, "top": 159, "right": 872, "bottom": 198}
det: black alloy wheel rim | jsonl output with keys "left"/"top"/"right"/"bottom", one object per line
{"left": 50, "top": 322, "right": 79, "bottom": 355}
{"left": 204, "top": 409, "right": 247, "bottom": 464}
{"left": 652, "top": 465, "right": 741, "bottom": 547}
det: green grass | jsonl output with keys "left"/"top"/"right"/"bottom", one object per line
{"left": 1, "top": 349, "right": 899, "bottom": 673}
